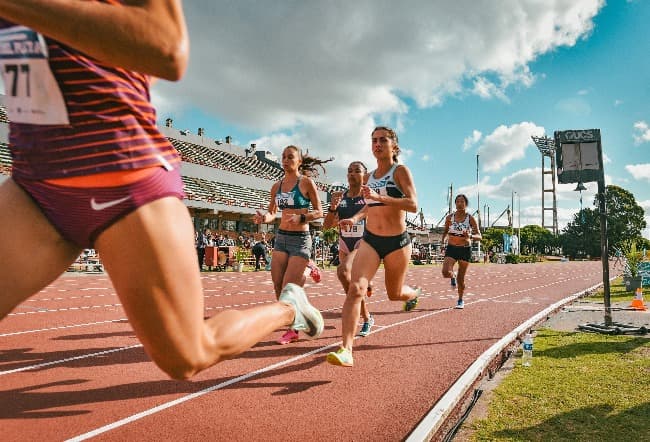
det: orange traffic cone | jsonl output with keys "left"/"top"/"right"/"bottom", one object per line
{"left": 630, "top": 287, "right": 647, "bottom": 311}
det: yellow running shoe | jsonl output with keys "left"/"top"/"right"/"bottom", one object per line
{"left": 326, "top": 347, "right": 354, "bottom": 367}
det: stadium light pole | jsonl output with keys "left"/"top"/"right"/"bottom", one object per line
{"left": 476, "top": 154, "right": 480, "bottom": 231}
{"left": 517, "top": 192, "right": 521, "bottom": 255}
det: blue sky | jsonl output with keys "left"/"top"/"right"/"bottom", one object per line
{"left": 153, "top": 0, "right": 649, "bottom": 238}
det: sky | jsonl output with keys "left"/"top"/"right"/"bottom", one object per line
{"left": 153, "top": 0, "right": 650, "bottom": 238}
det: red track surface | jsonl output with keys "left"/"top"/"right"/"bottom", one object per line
{"left": 0, "top": 261, "right": 606, "bottom": 441}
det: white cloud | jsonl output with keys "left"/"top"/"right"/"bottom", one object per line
{"left": 478, "top": 122, "right": 546, "bottom": 172}
{"left": 633, "top": 121, "right": 650, "bottom": 145}
{"left": 626, "top": 163, "right": 650, "bottom": 182}
{"left": 638, "top": 199, "right": 650, "bottom": 211}
{"left": 152, "top": 0, "right": 603, "bottom": 179}
{"left": 472, "top": 77, "right": 509, "bottom": 102}
{"left": 555, "top": 97, "right": 591, "bottom": 115}
{"left": 602, "top": 152, "right": 612, "bottom": 164}
{"left": 462, "top": 130, "right": 483, "bottom": 151}
{"left": 453, "top": 167, "right": 607, "bottom": 230}
{"left": 614, "top": 99, "right": 623, "bottom": 107}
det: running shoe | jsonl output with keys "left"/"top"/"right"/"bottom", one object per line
{"left": 326, "top": 347, "right": 354, "bottom": 367}
{"left": 358, "top": 315, "right": 375, "bottom": 337}
{"left": 278, "top": 283, "right": 324, "bottom": 338}
{"left": 455, "top": 299, "right": 464, "bottom": 309}
{"left": 366, "top": 284, "right": 373, "bottom": 297}
{"left": 450, "top": 273, "right": 457, "bottom": 287}
{"left": 307, "top": 261, "right": 322, "bottom": 283}
{"left": 403, "top": 288, "right": 421, "bottom": 312}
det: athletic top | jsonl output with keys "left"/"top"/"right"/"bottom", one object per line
{"left": 448, "top": 212, "right": 472, "bottom": 237}
{"left": 275, "top": 177, "right": 310, "bottom": 210}
{"left": 0, "top": 1, "right": 180, "bottom": 180}
{"left": 366, "top": 163, "right": 405, "bottom": 207}
{"left": 336, "top": 191, "right": 366, "bottom": 238}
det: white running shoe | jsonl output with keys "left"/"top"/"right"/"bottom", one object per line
{"left": 279, "top": 283, "right": 324, "bottom": 338}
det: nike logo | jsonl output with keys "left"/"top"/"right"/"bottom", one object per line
{"left": 90, "top": 195, "right": 132, "bottom": 211}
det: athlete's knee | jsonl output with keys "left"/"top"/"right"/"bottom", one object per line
{"left": 347, "top": 281, "right": 366, "bottom": 299}
{"left": 442, "top": 269, "right": 453, "bottom": 278}
{"left": 150, "top": 347, "right": 211, "bottom": 380}
{"left": 386, "top": 289, "right": 403, "bottom": 301}
{"left": 337, "top": 266, "right": 351, "bottom": 284}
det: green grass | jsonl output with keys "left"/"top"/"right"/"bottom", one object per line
{"left": 470, "top": 288, "right": 650, "bottom": 442}
{"left": 471, "top": 330, "right": 649, "bottom": 441}
{"left": 583, "top": 276, "right": 648, "bottom": 303}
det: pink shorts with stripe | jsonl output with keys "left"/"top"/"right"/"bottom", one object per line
{"left": 13, "top": 167, "right": 185, "bottom": 248}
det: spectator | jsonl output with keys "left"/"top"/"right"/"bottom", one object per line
{"left": 252, "top": 237, "right": 270, "bottom": 271}
{"left": 196, "top": 228, "right": 210, "bottom": 271}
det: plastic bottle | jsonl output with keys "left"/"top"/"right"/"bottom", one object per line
{"left": 522, "top": 332, "right": 533, "bottom": 367}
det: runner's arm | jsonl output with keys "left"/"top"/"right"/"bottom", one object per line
{"left": 0, "top": 0, "right": 189, "bottom": 80}
{"left": 254, "top": 182, "right": 279, "bottom": 224}
{"left": 469, "top": 216, "right": 482, "bottom": 241}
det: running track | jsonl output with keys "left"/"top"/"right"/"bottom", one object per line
{"left": 0, "top": 261, "right": 608, "bottom": 441}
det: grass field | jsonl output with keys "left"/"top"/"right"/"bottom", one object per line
{"left": 468, "top": 280, "right": 650, "bottom": 441}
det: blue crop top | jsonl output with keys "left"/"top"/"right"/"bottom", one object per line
{"left": 366, "top": 163, "right": 405, "bottom": 207}
{"left": 275, "top": 177, "right": 311, "bottom": 209}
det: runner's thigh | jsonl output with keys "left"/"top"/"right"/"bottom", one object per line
{"left": 0, "top": 179, "right": 80, "bottom": 317}
{"left": 94, "top": 196, "right": 206, "bottom": 363}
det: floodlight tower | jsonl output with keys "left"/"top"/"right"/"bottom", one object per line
{"left": 532, "top": 135, "right": 558, "bottom": 235}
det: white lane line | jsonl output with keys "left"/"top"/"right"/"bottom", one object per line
{"left": 5, "top": 268, "right": 603, "bottom": 432}
{"left": 0, "top": 319, "right": 128, "bottom": 338}
{"left": 66, "top": 274, "right": 590, "bottom": 440}
{"left": 0, "top": 344, "right": 142, "bottom": 376}
{"left": 66, "top": 305, "right": 460, "bottom": 442}
{"left": 8, "top": 304, "right": 123, "bottom": 316}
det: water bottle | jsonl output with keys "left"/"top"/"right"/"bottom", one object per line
{"left": 522, "top": 332, "right": 533, "bottom": 367}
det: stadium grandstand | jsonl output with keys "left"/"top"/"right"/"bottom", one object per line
{"left": 0, "top": 94, "right": 439, "bottom": 266}
{"left": 0, "top": 94, "right": 335, "bottom": 244}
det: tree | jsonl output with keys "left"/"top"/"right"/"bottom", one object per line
{"left": 600, "top": 185, "right": 646, "bottom": 252}
{"left": 482, "top": 227, "right": 508, "bottom": 252}
{"left": 560, "top": 208, "right": 600, "bottom": 258}
{"left": 561, "top": 185, "right": 646, "bottom": 259}
{"left": 520, "top": 224, "right": 555, "bottom": 255}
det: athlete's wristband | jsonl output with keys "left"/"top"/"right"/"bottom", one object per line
{"left": 300, "top": 214, "right": 306, "bottom": 223}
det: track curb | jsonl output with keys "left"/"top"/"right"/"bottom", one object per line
{"left": 406, "top": 281, "right": 605, "bottom": 442}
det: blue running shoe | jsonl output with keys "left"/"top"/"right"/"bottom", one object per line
{"left": 455, "top": 299, "right": 464, "bottom": 309}
{"left": 358, "top": 315, "right": 375, "bottom": 337}
{"left": 403, "top": 287, "right": 421, "bottom": 312}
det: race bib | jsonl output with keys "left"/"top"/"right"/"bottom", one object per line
{"left": 275, "top": 191, "right": 294, "bottom": 209}
{"left": 341, "top": 221, "right": 364, "bottom": 238}
{"left": 0, "top": 26, "right": 69, "bottom": 125}
{"left": 368, "top": 179, "right": 388, "bottom": 197}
